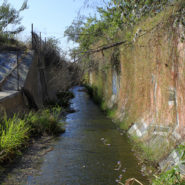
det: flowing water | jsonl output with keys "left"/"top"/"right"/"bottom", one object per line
{"left": 28, "top": 86, "right": 148, "bottom": 185}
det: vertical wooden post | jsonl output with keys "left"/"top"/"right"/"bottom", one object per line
{"left": 31, "top": 23, "right": 33, "bottom": 49}
{"left": 17, "top": 51, "right": 19, "bottom": 91}
{"left": 38, "top": 32, "right": 41, "bottom": 67}
{"left": 40, "top": 32, "right": 42, "bottom": 51}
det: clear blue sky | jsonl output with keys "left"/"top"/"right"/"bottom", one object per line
{"left": 9, "top": 0, "right": 95, "bottom": 55}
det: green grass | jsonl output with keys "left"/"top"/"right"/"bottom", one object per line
{"left": 0, "top": 115, "right": 30, "bottom": 162}
{"left": 130, "top": 135, "right": 155, "bottom": 161}
{"left": 106, "top": 108, "right": 117, "bottom": 119}
{"left": 0, "top": 106, "right": 65, "bottom": 163}
{"left": 152, "top": 167, "right": 185, "bottom": 185}
{"left": 131, "top": 135, "right": 185, "bottom": 184}
{"left": 26, "top": 106, "right": 65, "bottom": 136}
{"left": 152, "top": 145, "right": 185, "bottom": 185}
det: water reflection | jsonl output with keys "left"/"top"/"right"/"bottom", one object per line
{"left": 28, "top": 86, "right": 148, "bottom": 185}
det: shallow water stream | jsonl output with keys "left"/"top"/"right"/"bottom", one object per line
{"left": 27, "top": 86, "right": 148, "bottom": 185}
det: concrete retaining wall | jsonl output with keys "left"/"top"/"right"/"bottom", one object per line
{"left": 0, "top": 91, "right": 26, "bottom": 115}
{"left": 86, "top": 3, "right": 185, "bottom": 173}
{"left": 24, "top": 53, "right": 44, "bottom": 108}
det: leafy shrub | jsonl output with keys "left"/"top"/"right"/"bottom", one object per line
{"left": 26, "top": 106, "right": 65, "bottom": 136}
{"left": 56, "top": 91, "right": 74, "bottom": 108}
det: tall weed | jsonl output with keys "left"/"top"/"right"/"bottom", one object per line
{"left": 0, "top": 114, "right": 29, "bottom": 162}
{"left": 0, "top": 106, "right": 64, "bottom": 163}
{"left": 26, "top": 106, "right": 64, "bottom": 136}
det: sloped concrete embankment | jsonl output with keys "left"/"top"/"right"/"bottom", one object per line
{"left": 0, "top": 50, "right": 33, "bottom": 115}
{"left": 0, "top": 50, "right": 48, "bottom": 114}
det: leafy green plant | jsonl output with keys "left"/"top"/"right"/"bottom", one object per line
{"left": 0, "top": 106, "right": 64, "bottom": 163}
{"left": 26, "top": 107, "right": 65, "bottom": 136}
{"left": 65, "top": 0, "right": 171, "bottom": 53}
{"left": 0, "top": 114, "right": 30, "bottom": 162}
{"left": 153, "top": 167, "right": 184, "bottom": 185}
{"left": 152, "top": 145, "right": 185, "bottom": 185}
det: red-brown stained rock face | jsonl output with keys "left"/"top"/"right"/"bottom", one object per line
{"left": 87, "top": 9, "right": 185, "bottom": 140}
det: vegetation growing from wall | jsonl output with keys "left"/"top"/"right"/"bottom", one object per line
{"left": 65, "top": 0, "right": 177, "bottom": 52}
{"left": 152, "top": 145, "right": 185, "bottom": 185}
{"left": 65, "top": 0, "right": 185, "bottom": 184}
{"left": 66, "top": 0, "right": 185, "bottom": 135}
{"left": 32, "top": 32, "right": 82, "bottom": 98}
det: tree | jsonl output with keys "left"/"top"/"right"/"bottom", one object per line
{"left": 65, "top": 0, "right": 170, "bottom": 51}
{"left": 64, "top": 16, "right": 86, "bottom": 43}
{"left": 0, "top": 0, "right": 28, "bottom": 34}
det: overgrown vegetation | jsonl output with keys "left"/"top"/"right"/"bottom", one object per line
{"left": 31, "top": 32, "right": 81, "bottom": 105}
{"left": 0, "top": 106, "right": 64, "bottom": 163}
{"left": 65, "top": 0, "right": 185, "bottom": 80}
{"left": 65, "top": 0, "right": 175, "bottom": 53}
{"left": 26, "top": 106, "right": 65, "bottom": 136}
{"left": 56, "top": 91, "right": 74, "bottom": 108}
{"left": 153, "top": 167, "right": 185, "bottom": 185}
{"left": 0, "top": 114, "right": 30, "bottom": 163}
{"left": 152, "top": 145, "right": 185, "bottom": 185}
